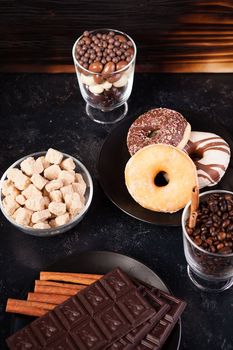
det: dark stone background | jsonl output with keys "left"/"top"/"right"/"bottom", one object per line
{"left": 0, "top": 73, "right": 233, "bottom": 349}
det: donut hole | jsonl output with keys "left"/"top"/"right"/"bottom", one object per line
{"left": 190, "top": 149, "right": 203, "bottom": 161}
{"left": 154, "top": 171, "right": 169, "bottom": 187}
{"left": 147, "top": 129, "right": 159, "bottom": 138}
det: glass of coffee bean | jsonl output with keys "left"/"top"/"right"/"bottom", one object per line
{"left": 182, "top": 190, "right": 233, "bottom": 292}
{"left": 72, "top": 29, "right": 136, "bottom": 124}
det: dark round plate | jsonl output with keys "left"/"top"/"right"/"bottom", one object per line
{"left": 98, "top": 113, "right": 233, "bottom": 226}
{"left": 10, "top": 251, "right": 181, "bottom": 350}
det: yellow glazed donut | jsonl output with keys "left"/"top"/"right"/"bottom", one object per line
{"left": 125, "top": 144, "right": 198, "bottom": 213}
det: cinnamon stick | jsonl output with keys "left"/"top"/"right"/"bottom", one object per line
{"left": 27, "top": 292, "right": 69, "bottom": 304}
{"left": 40, "top": 272, "right": 102, "bottom": 285}
{"left": 6, "top": 299, "right": 54, "bottom": 317}
{"left": 35, "top": 280, "right": 87, "bottom": 290}
{"left": 188, "top": 185, "right": 199, "bottom": 228}
{"left": 34, "top": 285, "right": 80, "bottom": 296}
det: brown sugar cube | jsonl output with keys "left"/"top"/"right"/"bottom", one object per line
{"left": 20, "top": 157, "right": 36, "bottom": 176}
{"left": 49, "top": 190, "right": 62, "bottom": 203}
{"left": 33, "top": 222, "right": 51, "bottom": 229}
{"left": 31, "top": 174, "right": 48, "bottom": 190}
{"left": 7, "top": 168, "right": 22, "bottom": 182}
{"left": 72, "top": 183, "right": 85, "bottom": 204}
{"left": 59, "top": 170, "right": 75, "bottom": 186}
{"left": 3, "top": 195, "right": 20, "bottom": 216}
{"left": 32, "top": 158, "right": 44, "bottom": 174}
{"left": 45, "top": 179, "right": 63, "bottom": 193}
{"left": 54, "top": 212, "right": 70, "bottom": 226}
{"left": 37, "top": 156, "right": 50, "bottom": 170}
{"left": 65, "top": 192, "right": 84, "bottom": 217}
{"left": 60, "top": 184, "right": 73, "bottom": 199}
{"left": 7, "top": 169, "right": 31, "bottom": 191}
{"left": 14, "top": 174, "right": 31, "bottom": 191}
{"left": 44, "top": 164, "right": 61, "bottom": 180}
{"left": 1, "top": 179, "right": 20, "bottom": 197}
{"left": 25, "top": 197, "right": 45, "bottom": 211}
{"left": 48, "top": 202, "right": 66, "bottom": 216}
{"left": 15, "top": 194, "right": 26, "bottom": 206}
{"left": 45, "top": 148, "right": 63, "bottom": 165}
{"left": 15, "top": 207, "right": 33, "bottom": 226}
{"left": 31, "top": 209, "right": 51, "bottom": 224}
{"left": 22, "top": 184, "right": 42, "bottom": 199}
{"left": 20, "top": 156, "right": 43, "bottom": 175}
{"left": 60, "top": 158, "right": 76, "bottom": 171}
{"left": 75, "top": 173, "right": 87, "bottom": 196}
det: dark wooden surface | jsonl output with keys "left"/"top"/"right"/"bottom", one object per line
{"left": 0, "top": 0, "right": 233, "bottom": 72}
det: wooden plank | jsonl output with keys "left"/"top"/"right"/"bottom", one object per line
{"left": 0, "top": 0, "right": 233, "bottom": 72}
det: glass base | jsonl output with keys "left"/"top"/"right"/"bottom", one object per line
{"left": 187, "top": 265, "right": 233, "bottom": 292}
{"left": 86, "top": 102, "right": 128, "bottom": 125}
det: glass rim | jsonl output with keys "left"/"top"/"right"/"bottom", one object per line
{"left": 182, "top": 189, "right": 233, "bottom": 258}
{"left": 0, "top": 151, "right": 93, "bottom": 235}
{"left": 72, "top": 28, "right": 137, "bottom": 76}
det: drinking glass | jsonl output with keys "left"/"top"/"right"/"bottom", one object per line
{"left": 182, "top": 190, "right": 233, "bottom": 292}
{"left": 72, "top": 29, "right": 136, "bottom": 124}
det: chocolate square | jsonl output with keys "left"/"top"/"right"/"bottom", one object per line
{"left": 118, "top": 289, "right": 155, "bottom": 325}
{"left": 46, "top": 335, "right": 76, "bottom": 350}
{"left": 70, "top": 320, "right": 107, "bottom": 350}
{"left": 31, "top": 313, "right": 65, "bottom": 346}
{"left": 54, "top": 295, "right": 89, "bottom": 330}
{"left": 6, "top": 327, "right": 41, "bottom": 350}
{"left": 100, "top": 268, "right": 134, "bottom": 300}
{"left": 146, "top": 318, "right": 173, "bottom": 346}
{"left": 78, "top": 281, "right": 111, "bottom": 315}
{"left": 95, "top": 305, "right": 130, "bottom": 340}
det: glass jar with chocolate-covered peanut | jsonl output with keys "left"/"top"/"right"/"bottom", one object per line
{"left": 72, "top": 29, "right": 136, "bottom": 124}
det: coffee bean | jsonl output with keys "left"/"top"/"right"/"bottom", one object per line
{"left": 206, "top": 238, "right": 213, "bottom": 245}
{"left": 227, "top": 224, "right": 233, "bottom": 232}
{"left": 222, "top": 219, "right": 230, "bottom": 228}
{"left": 193, "top": 228, "right": 201, "bottom": 236}
{"left": 217, "top": 243, "right": 224, "bottom": 250}
{"left": 212, "top": 214, "right": 219, "bottom": 222}
{"left": 218, "top": 232, "right": 226, "bottom": 240}
{"left": 195, "top": 237, "right": 202, "bottom": 246}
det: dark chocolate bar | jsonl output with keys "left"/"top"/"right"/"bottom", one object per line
{"left": 7, "top": 268, "right": 160, "bottom": 350}
{"left": 138, "top": 287, "right": 186, "bottom": 350}
{"left": 108, "top": 288, "right": 170, "bottom": 349}
{"left": 109, "top": 283, "right": 186, "bottom": 350}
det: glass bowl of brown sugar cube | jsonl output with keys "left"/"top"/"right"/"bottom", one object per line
{"left": 0, "top": 149, "right": 93, "bottom": 236}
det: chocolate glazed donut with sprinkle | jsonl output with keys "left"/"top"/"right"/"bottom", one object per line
{"left": 127, "top": 108, "right": 191, "bottom": 156}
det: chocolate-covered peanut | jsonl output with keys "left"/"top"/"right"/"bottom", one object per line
{"left": 89, "top": 62, "right": 103, "bottom": 73}
{"left": 102, "top": 62, "right": 115, "bottom": 76}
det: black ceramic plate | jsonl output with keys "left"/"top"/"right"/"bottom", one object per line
{"left": 10, "top": 251, "right": 181, "bottom": 350}
{"left": 98, "top": 114, "right": 233, "bottom": 226}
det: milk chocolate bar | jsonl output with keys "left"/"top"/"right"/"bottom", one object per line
{"left": 7, "top": 268, "right": 163, "bottom": 350}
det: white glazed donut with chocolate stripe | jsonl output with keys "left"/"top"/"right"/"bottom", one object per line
{"left": 184, "top": 131, "right": 231, "bottom": 189}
